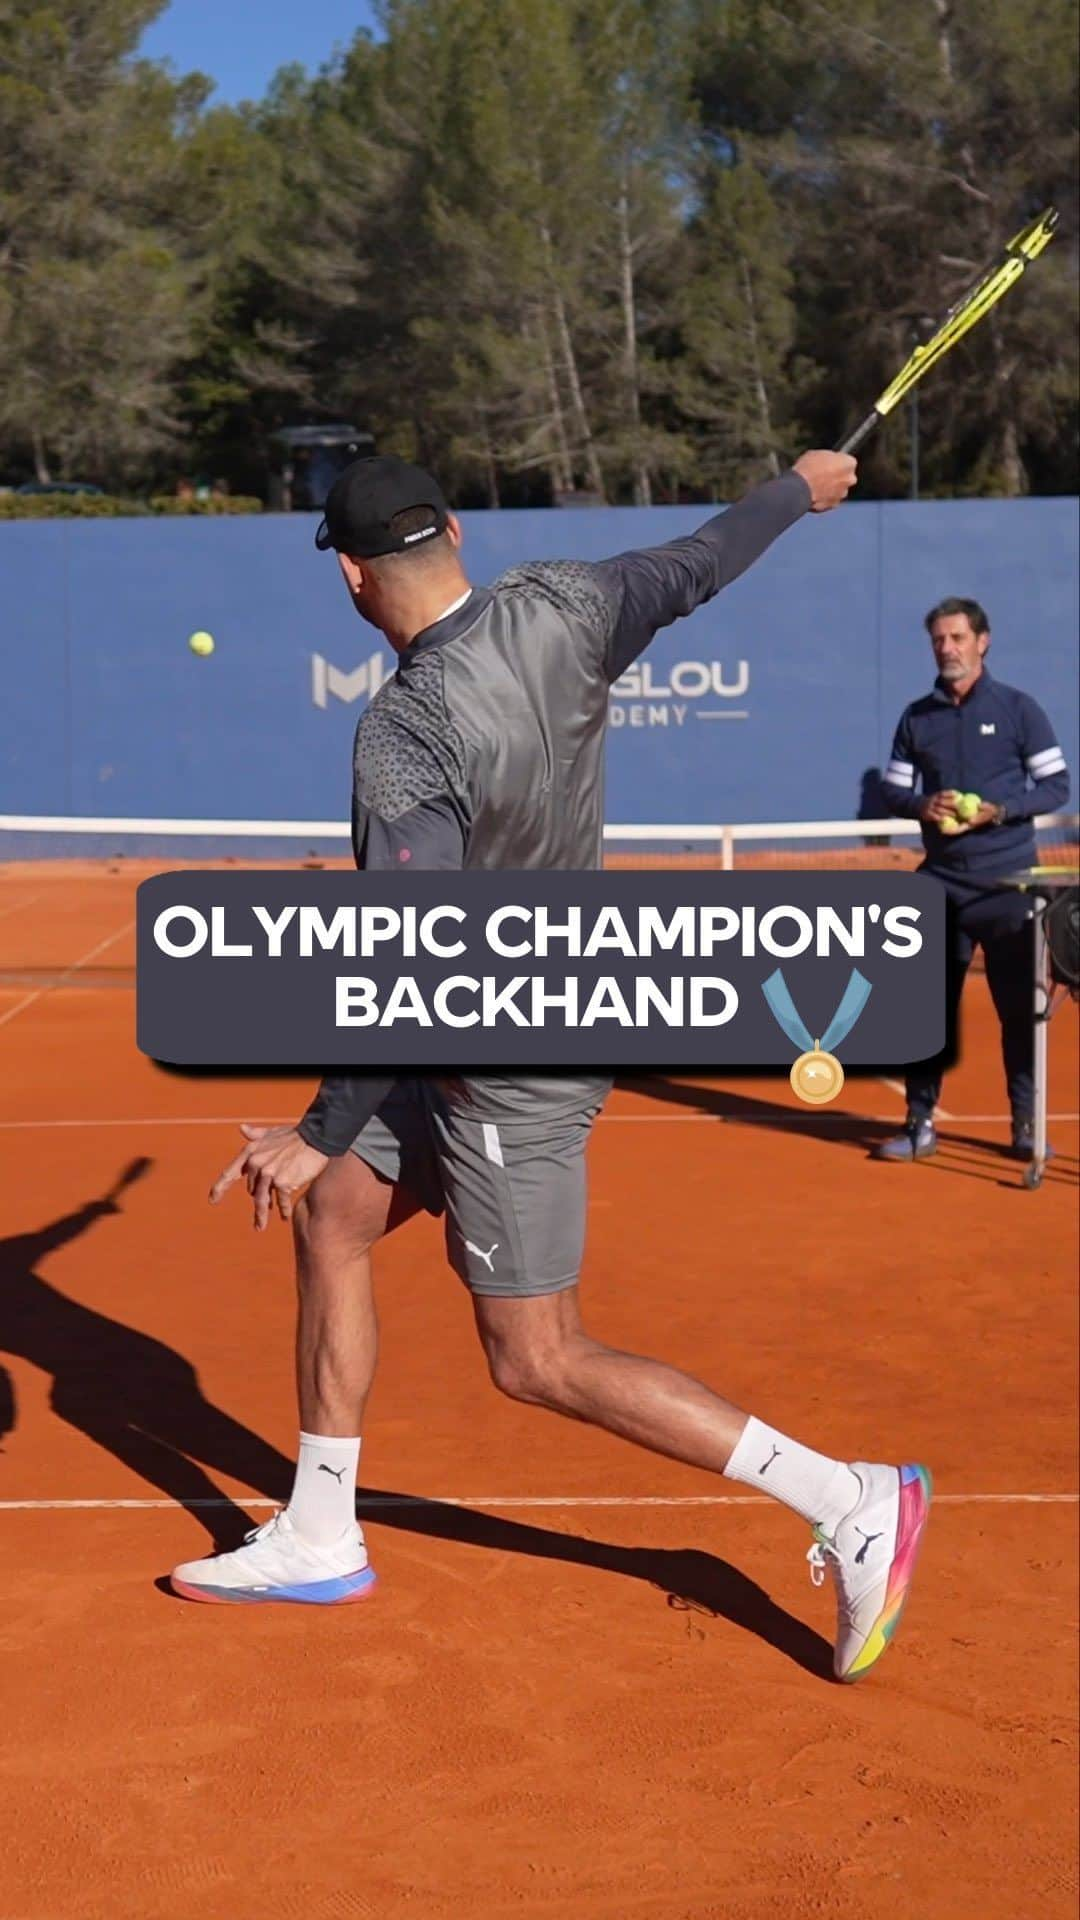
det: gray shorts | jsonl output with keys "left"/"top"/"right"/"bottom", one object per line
{"left": 349, "top": 1077, "right": 611, "bottom": 1298}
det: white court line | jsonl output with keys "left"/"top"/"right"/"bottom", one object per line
{"left": 0, "top": 920, "right": 135, "bottom": 1031}
{"left": 0, "top": 1113, "right": 1077, "bottom": 1131}
{"left": 0, "top": 890, "right": 46, "bottom": 923}
{"left": 0, "top": 1493, "right": 1075, "bottom": 1512}
{"left": 595, "top": 1110, "right": 1024, "bottom": 1124}
{"left": 879, "top": 1077, "right": 953, "bottom": 1119}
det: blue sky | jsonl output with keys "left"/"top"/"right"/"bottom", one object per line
{"left": 139, "top": 0, "right": 382, "bottom": 106}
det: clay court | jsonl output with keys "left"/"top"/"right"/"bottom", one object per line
{"left": 1, "top": 858, "right": 1077, "bottom": 1920}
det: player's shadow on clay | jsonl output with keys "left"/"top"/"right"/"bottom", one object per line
{"left": 1, "top": 1161, "right": 831, "bottom": 1679}
{"left": 354, "top": 1494, "right": 834, "bottom": 1679}
{"left": 0, "top": 1158, "right": 294, "bottom": 1528}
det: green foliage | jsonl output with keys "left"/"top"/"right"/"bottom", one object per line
{"left": 145, "top": 494, "right": 263, "bottom": 515}
{"left": 0, "top": 492, "right": 262, "bottom": 518}
{"left": 0, "top": 0, "right": 1075, "bottom": 501}
{"left": 0, "top": 493, "right": 147, "bottom": 519}
{"left": 687, "top": 0, "right": 1079, "bottom": 497}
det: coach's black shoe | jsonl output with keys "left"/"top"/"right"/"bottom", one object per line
{"left": 872, "top": 1116, "right": 937, "bottom": 1162}
{"left": 1010, "top": 1117, "right": 1054, "bottom": 1162}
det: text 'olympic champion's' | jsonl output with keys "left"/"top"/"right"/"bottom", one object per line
{"left": 151, "top": 901, "right": 926, "bottom": 964}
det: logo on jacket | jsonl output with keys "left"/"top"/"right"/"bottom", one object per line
{"left": 980, "top": 723, "right": 996, "bottom": 735}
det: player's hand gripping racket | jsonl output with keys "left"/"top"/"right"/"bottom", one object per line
{"left": 837, "top": 208, "right": 1058, "bottom": 455}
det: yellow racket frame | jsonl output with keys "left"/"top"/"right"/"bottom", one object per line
{"left": 839, "top": 208, "right": 1058, "bottom": 452}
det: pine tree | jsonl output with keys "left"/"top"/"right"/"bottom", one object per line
{"left": 0, "top": 1, "right": 218, "bottom": 483}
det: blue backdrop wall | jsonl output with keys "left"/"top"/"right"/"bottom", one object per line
{"left": 2, "top": 499, "right": 1076, "bottom": 830}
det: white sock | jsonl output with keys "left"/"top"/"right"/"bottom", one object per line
{"left": 724, "top": 1416, "right": 860, "bottom": 1534}
{"left": 286, "top": 1432, "right": 362, "bottom": 1548}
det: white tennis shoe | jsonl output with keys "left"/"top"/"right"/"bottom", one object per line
{"left": 170, "top": 1508, "right": 375, "bottom": 1606}
{"left": 807, "top": 1461, "right": 932, "bottom": 1682}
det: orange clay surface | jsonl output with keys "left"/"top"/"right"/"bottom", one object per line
{"left": 1, "top": 861, "right": 1077, "bottom": 1920}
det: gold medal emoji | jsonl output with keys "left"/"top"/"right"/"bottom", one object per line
{"left": 790, "top": 1042, "right": 845, "bottom": 1105}
{"left": 762, "top": 967, "right": 871, "bottom": 1108}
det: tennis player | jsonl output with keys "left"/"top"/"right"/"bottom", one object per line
{"left": 173, "top": 452, "right": 932, "bottom": 1683}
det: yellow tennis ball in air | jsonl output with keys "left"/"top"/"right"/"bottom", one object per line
{"left": 188, "top": 630, "right": 215, "bottom": 657}
{"left": 955, "top": 791, "right": 982, "bottom": 822}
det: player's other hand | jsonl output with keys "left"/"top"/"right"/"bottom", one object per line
{"left": 920, "top": 790, "right": 962, "bottom": 825}
{"left": 793, "top": 450, "right": 858, "bottom": 512}
{"left": 210, "top": 1124, "right": 329, "bottom": 1231}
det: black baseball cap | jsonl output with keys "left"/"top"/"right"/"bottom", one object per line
{"left": 315, "top": 455, "right": 450, "bottom": 557}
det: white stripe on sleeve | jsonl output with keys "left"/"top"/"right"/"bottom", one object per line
{"left": 885, "top": 760, "right": 915, "bottom": 788}
{"left": 1027, "top": 747, "right": 1067, "bottom": 776}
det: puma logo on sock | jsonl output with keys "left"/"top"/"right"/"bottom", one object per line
{"left": 317, "top": 1463, "right": 347, "bottom": 1483}
{"left": 758, "top": 1445, "right": 782, "bottom": 1475}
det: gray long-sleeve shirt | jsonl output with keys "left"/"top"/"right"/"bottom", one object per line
{"left": 300, "top": 468, "right": 812, "bottom": 1153}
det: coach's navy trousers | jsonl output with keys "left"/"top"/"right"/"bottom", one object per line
{"left": 905, "top": 873, "right": 1035, "bottom": 1123}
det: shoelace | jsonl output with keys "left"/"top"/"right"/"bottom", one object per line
{"left": 239, "top": 1511, "right": 365, "bottom": 1575}
{"left": 807, "top": 1535, "right": 857, "bottom": 1625}
{"left": 806, "top": 1538, "right": 834, "bottom": 1589}
{"left": 242, "top": 1511, "right": 283, "bottom": 1547}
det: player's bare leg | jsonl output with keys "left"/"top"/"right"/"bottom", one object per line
{"left": 171, "top": 1157, "right": 414, "bottom": 1606}
{"left": 474, "top": 1286, "right": 749, "bottom": 1468}
{"left": 293, "top": 1155, "right": 416, "bottom": 1434}
{"left": 472, "top": 1289, "right": 931, "bottom": 1682}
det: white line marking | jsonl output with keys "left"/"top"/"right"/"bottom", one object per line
{"left": 0, "top": 920, "right": 135, "bottom": 1031}
{"left": 0, "top": 890, "right": 46, "bottom": 923}
{"left": 0, "top": 1493, "right": 1074, "bottom": 1512}
{"left": 878, "top": 1078, "right": 953, "bottom": 1118}
{"left": 0, "top": 1114, "right": 1076, "bottom": 1132}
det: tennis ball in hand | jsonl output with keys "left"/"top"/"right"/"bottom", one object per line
{"left": 955, "top": 791, "right": 982, "bottom": 822}
{"left": 188, "top": 630, "right": 215, "bottom": 657}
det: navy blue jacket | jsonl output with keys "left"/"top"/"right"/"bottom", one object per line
{"left": 880, "top": 669, "right": 1070, "bottom": 877}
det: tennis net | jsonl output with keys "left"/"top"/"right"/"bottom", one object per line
{"left": 2, "top": 813, "right": 1074, "bottom": 990}
{"left": 2, "top": 812, "right": 1077, "bottom": 871}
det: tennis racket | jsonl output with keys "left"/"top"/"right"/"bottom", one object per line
{"left": 838, "top": 207, "right": 1059, "bottom": 454}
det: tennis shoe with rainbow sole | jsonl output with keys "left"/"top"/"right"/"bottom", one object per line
{"left": 170, "top": 1508, "right": 376, "bottom": 1605}
{"left": 808, "top": 1462, "right": 932, "bottom": 1682}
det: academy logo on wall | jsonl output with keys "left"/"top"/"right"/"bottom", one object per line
{"left": 608, "top": 658, "right": 750, "bottom": 728}
{"left": 311, "top": 651, "right": 392, "bottom": 710}
{"left": 312, "top": 649, "right": 749, "bottom": 723}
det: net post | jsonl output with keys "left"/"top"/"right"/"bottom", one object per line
{"left": 721, "top": 827, "right": 735, "bottom": 872}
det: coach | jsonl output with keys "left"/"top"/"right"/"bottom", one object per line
{"left": 876, "top": 596, "right": 1070, "bottom": 1161}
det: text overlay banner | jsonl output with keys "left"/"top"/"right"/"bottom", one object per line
{"left": 136, "top": 871, "right": 946, "bottom": 1069}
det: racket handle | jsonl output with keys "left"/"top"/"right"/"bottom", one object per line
{"left": 836, "top": 411, "right": 881, "bottom": 455}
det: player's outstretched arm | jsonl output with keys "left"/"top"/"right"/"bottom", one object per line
{"left": 595, "top": 452, "right": 857, "bottom": 683}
